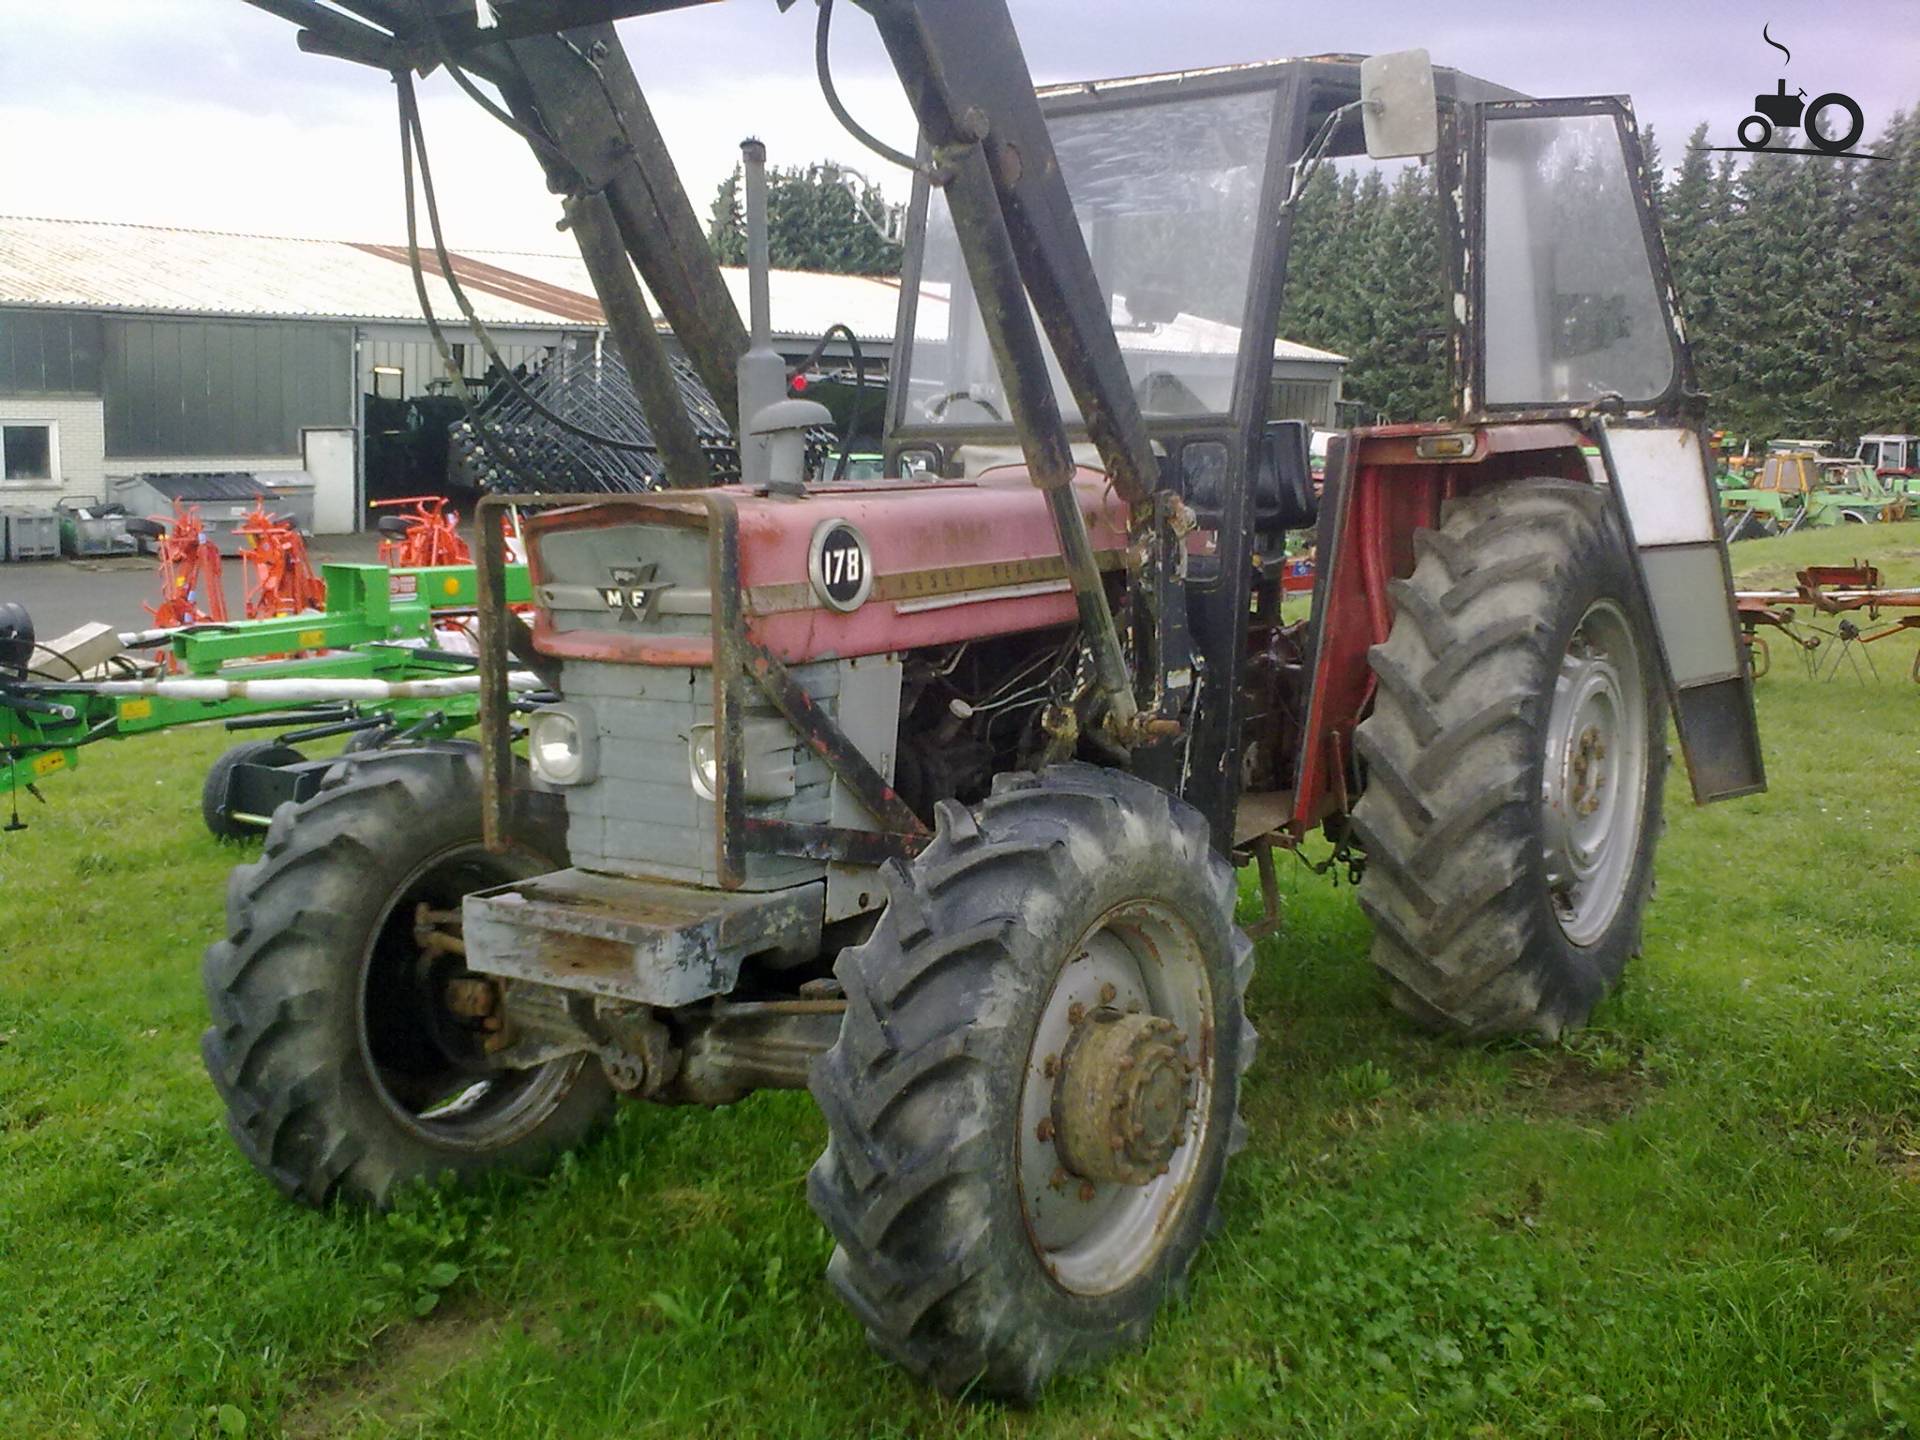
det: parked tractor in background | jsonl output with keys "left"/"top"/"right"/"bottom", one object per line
{"left": 214, "top": 0, "right": 1762, "bottom": 1400}
{"left": 1721, "top": 448, "right": 1914, "bottom": 539}
{"left": 1857, "top": 433, "right": 1920, "bottom": 482}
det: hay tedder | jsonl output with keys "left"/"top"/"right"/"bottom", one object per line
{"left": 146, "top": 0, "right": 1770, "bottom": 1399}
{"left": 1737, "top": 562, "right": 1920, "bottom": 682}
{"left": 0, "top": 559, "right": 543, "bottom": 836}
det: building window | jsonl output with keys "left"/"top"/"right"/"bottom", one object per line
{"left": 371, "top": 364, "right": 405, "bottom": 400}
{"left": 1, "top": 423, "right": 55, "bottom": 482}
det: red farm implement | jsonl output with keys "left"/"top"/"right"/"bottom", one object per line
{"left": 373, "top": 496, "right": 469, "bottom": 569}
{"left": 130, "top": 505, "right": 228, "bottom": 632}
{"left": 1738, "top": 562, "right": 1920, "bottom": 681}
{"left": 235, "top": 502, "right": 326, "bottom": 619}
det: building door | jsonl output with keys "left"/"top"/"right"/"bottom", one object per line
{"left": 303, "top": 427, "right": 358, "bottom": 535}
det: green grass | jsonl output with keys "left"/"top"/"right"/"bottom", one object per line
{"left": 7, "top": 525, "right": 1920, "bottom": 1437}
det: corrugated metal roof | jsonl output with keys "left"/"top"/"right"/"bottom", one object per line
{"left": 0, "top": 215, "right": 910, "bottom": 341}
{"left": 0, "top": 216, "right": 569, "bottom": 327}
{"left": 1275, "top": 337, "right": 1347, "bottom": 364}
{"left": 0, "top": 216, "right": 1343, "bottom": 363}
{"left": 471, "top": 244, "right": 912, "bottom": 343}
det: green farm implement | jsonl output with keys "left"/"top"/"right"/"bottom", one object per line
{"left": 0, "top": 559, "right": 543, "bottom": 835}
{"left": 1721, "top": 450, "right": 1915, "bottom": 541}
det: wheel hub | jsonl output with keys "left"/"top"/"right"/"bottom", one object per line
{"left": 1052, "top": 1010, "right": 1193, "bottom": 1186}
{"left": 1016, "top": 902, "right": 1215, "bottom": 1295}
{"left": 1541, "top": 600, "right": 1649, "bottom": 947}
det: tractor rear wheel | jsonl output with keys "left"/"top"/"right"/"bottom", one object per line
{"left": 1352, "top": 479, "right": 1667, "bottom": 1040}
{"left": 807, "top": 764, "right": 1254, "bottom": 1401}
{"left": 202, "top": 745, "right": 611, "bottom": 1207}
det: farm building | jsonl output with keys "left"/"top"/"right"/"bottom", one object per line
{"left": 0, "top": 216, "right": 901, "bottom": 532}
{"left": 0, "top": 215, "right": 1345, "bottom": 532}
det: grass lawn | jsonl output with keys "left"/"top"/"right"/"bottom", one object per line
{"left": 5, "top": 522, "right": 1920, "bottom": 1437}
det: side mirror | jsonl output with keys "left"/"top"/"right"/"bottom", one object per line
{"left": 1360, "top": 49, "right": 1439, "bottom": 159}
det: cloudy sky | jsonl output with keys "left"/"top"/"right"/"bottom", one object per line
{"left": 1, "top": 0, "right": 1915, "bottom": 257}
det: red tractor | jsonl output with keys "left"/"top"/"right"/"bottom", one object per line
{"left": 219, "top": 0, "right": 1763, "bottom": 1400}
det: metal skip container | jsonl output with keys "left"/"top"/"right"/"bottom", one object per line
{"left": 109, "top": 472, "right": 317, "bottom": 555}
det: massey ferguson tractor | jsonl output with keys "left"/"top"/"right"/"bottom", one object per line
{"left": 216, "top": 0, "right": 1764, "bottom": 1399}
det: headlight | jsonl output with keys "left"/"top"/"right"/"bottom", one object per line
{"left": 689, "top": 719, "right": 797, "bottom": 804}
{"left": 528, "top": 704, "right": 596, "bottom": 786}
{"left": 689, "top": 724, "right": 720, "bottom": 800}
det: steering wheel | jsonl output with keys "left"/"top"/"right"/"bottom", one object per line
{"left": 928, "top": 391, "right": 1004, "bottom": 423}
{"left": 1134, "top": 370, "right": 1206, "bottom": 416}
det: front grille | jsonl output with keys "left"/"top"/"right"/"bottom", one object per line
{"left": 558, "top": 658, "right": 837, "bottom": 890}
{"left": 533, "top": 521, "right": 711, "bottom": 640}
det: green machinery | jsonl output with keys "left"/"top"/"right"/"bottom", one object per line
{"left": 1720, "top": 451, "right": 1915, "bottom": 540}
{"left": 0, "top": 559, "right": 536, "bottom": 829}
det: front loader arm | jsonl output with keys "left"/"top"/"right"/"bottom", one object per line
{"left": 855, "top": 0, "right": 1161, "bottom": 507}
{"left": 240, "top": 1, "right": 744, "bottom": 470}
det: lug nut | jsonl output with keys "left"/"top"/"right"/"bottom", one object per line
{"left": 1050, "top": 1167, "right": 1068, "bottom": 1189}
{"left": 1067, "top": 1002, "right": 1086, "bottom": 1026}
{"left": 1098, "top": 982, "right": 1117, "bottom": 1004}
{"left": 1042, "top": 1053, "right": 1059, "bottom": 1078}
{"left": 1036, "top": 1117, "right": 1055, "bottom": 1142}
{"left": 1078, "top": 1181, "right": 1097, "bottom": 1202}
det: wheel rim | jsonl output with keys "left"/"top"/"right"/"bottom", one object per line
{"left": 1541, "top": 599, "right": 1650, "bottom": 948}
{"left": 1016, "top": 900, "right": 1214, "bottom": 1296}
{"left": 356, "top": 842, "right": 584, "bottom": 1150}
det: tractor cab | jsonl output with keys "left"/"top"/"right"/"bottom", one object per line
{"left": 1858, "top": 433, "right": 1919, "bottom": 477}
{"left": 886, "top": 56, "right": 1516, "bottom": 489}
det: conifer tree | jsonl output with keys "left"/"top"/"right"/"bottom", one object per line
{"left": 1842, "top": 110, "right": 1920, "bottom": 432}
{"left": 706, "top": 162, "right": 902, "bottom": 276}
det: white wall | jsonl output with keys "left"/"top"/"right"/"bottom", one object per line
{"left": 0, "top": 395, "right": 105, "bottom": 509}
{"left": 0, "top": 392, "right": 313, "bottom": 515}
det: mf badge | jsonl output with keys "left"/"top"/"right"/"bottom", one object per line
{"left": 601, "top": 563, "right": 668, "bottom": 623}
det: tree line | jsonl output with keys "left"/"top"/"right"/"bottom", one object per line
{"left": 1276, "top": 110, "right": 1920, "bottom": 443}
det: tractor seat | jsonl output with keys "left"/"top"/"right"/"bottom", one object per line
{"left": 1181, "top": 419, "right": 1318, "bottom": 551}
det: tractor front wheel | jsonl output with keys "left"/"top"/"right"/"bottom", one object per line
{"left": 1352, "top": 480, "right": 1667, "bottom": 1040}
{"left": 201, "top": 745, "right": 611, "bottom": 1207}
{"left": 808, "top": 764, "right": 1254, "bottom": 1400}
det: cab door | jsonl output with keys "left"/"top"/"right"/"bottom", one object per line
{"left": 1453, "top": 96, "right": 1764, "bottom": 802}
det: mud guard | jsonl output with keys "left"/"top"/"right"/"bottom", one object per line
{"left": 1594, "top": 420, "right": 1765, "bottom": 801}
{"left": 1448, "top": 92, "right": 1764, "bottom": 802}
